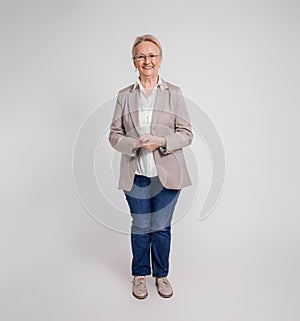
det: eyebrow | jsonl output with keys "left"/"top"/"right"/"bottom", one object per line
{"left": 134, "top": 52, "right": 158, "bottom": 55}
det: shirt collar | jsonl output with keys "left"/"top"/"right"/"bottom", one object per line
{"left": 133, "top": 75, "right": 164, "bottom": 91}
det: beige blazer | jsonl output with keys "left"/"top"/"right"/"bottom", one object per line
{"left": 109, "top": 79, "right": 193, "bottom": 191}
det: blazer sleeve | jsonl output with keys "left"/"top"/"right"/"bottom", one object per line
{"left": 159, "top": 88, "right": 193, "bottom": 155}
{"left": 108, "top": 93, "right": 138, "bottom": 157}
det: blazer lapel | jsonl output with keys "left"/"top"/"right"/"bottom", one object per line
{"left": 151, "top": 88, "right": 169, "bottom": 130}
{"left": 128, "top": 89, "right": 141, "bottom": 135}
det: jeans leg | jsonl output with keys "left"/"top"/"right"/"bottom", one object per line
{"left": 130, "top": 233, "right": 151, "bottom": 276}
{"left": 151, "top": 226, "right": 171, "bottom": 278}
{"left": 150, "top": 177, "right": 181, "bottom": 277}
{"left": 124, "top": 175, "right": 152, "bottom": 276}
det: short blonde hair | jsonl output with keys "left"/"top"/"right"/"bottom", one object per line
{"left": 132, "top": 34, "right": 163, "bottom": 57}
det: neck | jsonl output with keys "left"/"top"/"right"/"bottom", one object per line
{"left": 139, "top": 74, "right": 159, "bottom": 89}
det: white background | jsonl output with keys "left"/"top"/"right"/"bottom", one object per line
{"left": 1, "top": 0, "right": 299, "bottom": 320}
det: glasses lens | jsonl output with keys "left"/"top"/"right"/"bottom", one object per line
{"left": 150, "top": 55, "right": 158, "bottom": 61}
{"left": 136, "top": 55, "right": 145, "bottom": 61}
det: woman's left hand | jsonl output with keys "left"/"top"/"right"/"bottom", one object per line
{"left": 137, "top": 133, "right": 166, "bottom": 152}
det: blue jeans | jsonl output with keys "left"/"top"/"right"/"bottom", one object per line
{"left": 124, "top": 175, "right": 180, "bottom": 278}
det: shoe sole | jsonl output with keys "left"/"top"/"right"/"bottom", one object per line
{"left": 132, "top": 292, "right": 148, "bottom": 300}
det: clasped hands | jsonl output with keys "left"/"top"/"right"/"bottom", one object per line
{"left": 133, "top": 133, "right": 166, "bottom": 152}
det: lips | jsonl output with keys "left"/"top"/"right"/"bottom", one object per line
{"left": 142, "top": 66, "right": 153, "bottom": 69}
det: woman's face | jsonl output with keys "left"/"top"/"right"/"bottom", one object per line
{"left": 133, "top": 41, "right": 162, "bottom": 79}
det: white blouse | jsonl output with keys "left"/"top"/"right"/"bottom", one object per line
{"left": 135, "top": 76, "right": 163, "bottom": 177}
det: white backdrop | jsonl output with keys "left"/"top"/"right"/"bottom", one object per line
{"left": 1, "top": 1, "right": 299, "bottom": 320}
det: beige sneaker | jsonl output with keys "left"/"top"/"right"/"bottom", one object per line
{"left": 155, "top": 277, "right": 173, "bottom": 298}
{"left": 132, "top": 276, "right": 148, "bottom": 299}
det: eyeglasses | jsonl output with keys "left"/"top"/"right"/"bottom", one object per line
{"left": 133, "top": 54, "right": 160, "bottom": 62}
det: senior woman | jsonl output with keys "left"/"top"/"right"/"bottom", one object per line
{"left": 109, "top": 34, "right": 193, "bottom": 299}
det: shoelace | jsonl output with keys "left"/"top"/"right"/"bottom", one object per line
{"left": 157, "top": 278, "right": 170, "bottom": 285}
{"left": 134, "top": 277, "right": 146, "bottom": 286}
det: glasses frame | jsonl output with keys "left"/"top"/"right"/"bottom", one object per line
{"left": 132, "top": 54, "right": 161, "bottom": 62}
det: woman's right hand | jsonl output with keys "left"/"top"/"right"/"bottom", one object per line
{"left": 132, "top": 137, "right": 145, "bottom": 150}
